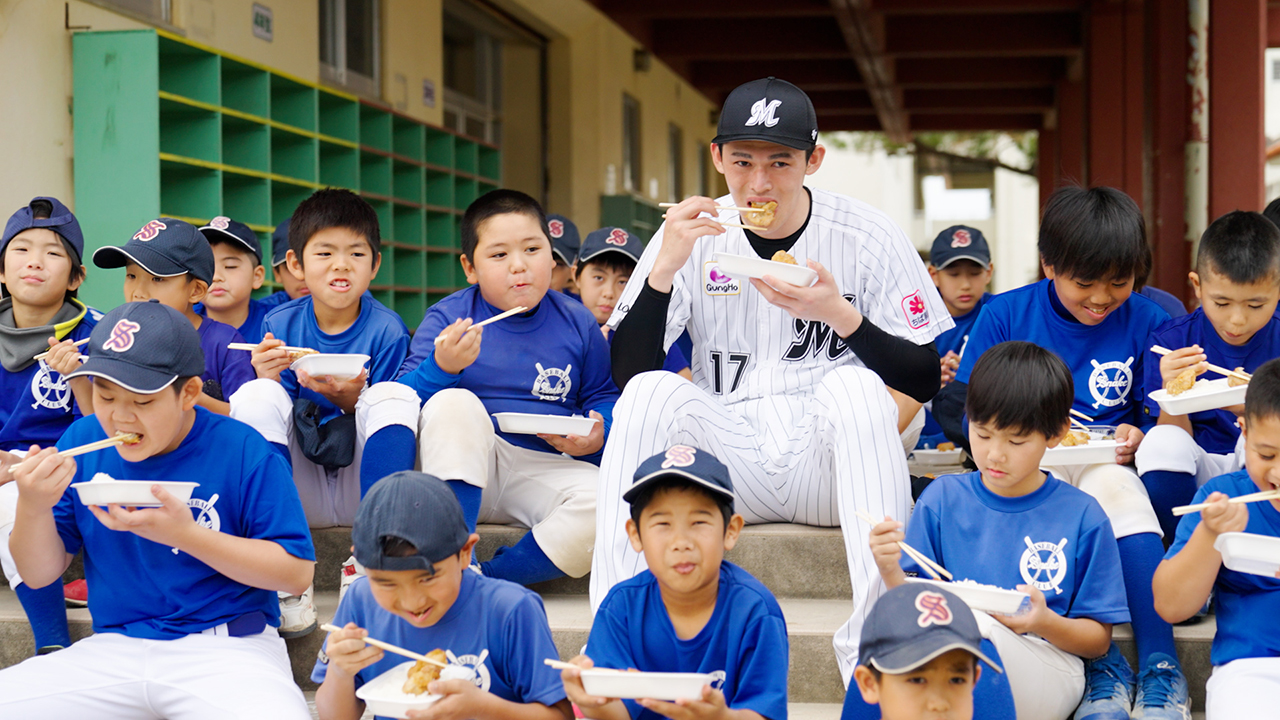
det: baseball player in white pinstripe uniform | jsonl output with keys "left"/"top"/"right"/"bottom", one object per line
{"left": 592, "top": 78, "right": 953, "bottom": 686}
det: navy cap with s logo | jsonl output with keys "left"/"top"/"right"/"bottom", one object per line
{"left": 624, "top": 445, "right": 735, "bottom": 507}
{"left": 578, "top": 227, "right": 644, "bottom": 267}
{"left": 93, "top": 218, "right": 216, "bottom": 285}
{"left": 546, "top": 214, "right": 581, "bottom": 265}
{"left": 200, "top": 216, "right": 263, "bottom": 264}
{"left": 67, "top": 300, "right": 205, "bottom": 394}
{"left": 712, "top": 77, "right": 818, "bottom": 152}
{"left": 859, "top": 583, "right": 1001, "bottom": 675}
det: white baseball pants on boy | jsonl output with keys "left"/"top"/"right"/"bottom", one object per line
{"left": 230, "top": 378, "right": 420, "bottom": 527}
{"left": 0, "top": 450, "right": 28, "bottom": 589}
{"left": 1206, "top": 657, "right": 1280, "bottom": 718}
{"left": 1041, "top": 462, "right": 1163, "bottom": 538}
{"left": 973, "top": 611, "right": 1085, "bottom": 720}
{"left": 417, "top": 388, "right": 597, "bottom": 578}
{"left": 1135, "top": 424, "right": 1243, "bottom": 486}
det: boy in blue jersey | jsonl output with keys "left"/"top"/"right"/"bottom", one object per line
{"left": 399, "top": 190, "right": 619, "bottom": 586}
{"left": 917, "top": 225, "right": 993, "bottom": 449}
{"left": 933, "top": 186, "right": 1187, "bottom": 720}
{"left": 194, "top": 216, "right": 274, "bottom": 343}
{"left": 269, "top": 217, "right": 310, "bottom": 303}
{"left": 0, "top": 197, "right": 98, "bottom": 655}
{"left": 575, "top": 227, "right": 691, "bottom": 380}
{"left": 1154, "top": 358, "right": 1280, "bottom": 718}
{"left": 548, "top": 213, "right": 581, "bottom": 298}
{"left": 92, "top": 218, "right": 254, "bottom": 416}
{"left": 561, "top": 445, "right": 788, "bottom": 720}
{"left": 852, "top": 583, "right": 1002, "bottom": 720}
{"left": 314, "top": 471, "right": 571, "bottom": 720}
{"left": 860, "top": 342, "right": 1130, "bottom": 720}
{"left": 1137, "top": 211, "right": 1280, "bottom": 541}
{"left": 0, "top": 300, "right": 315, "bottom": 718}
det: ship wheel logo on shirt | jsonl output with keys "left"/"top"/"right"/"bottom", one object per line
{"left": 531, "top": 363, "right": 572, "bottom": 402}
{"left": 30, "top": 361, "right": 72, "bottom": 411}
{"left": 446, "top": 649, "right": 492, "bottom": 692}
{"left": 173, "top": 494, "right": 221, "bottom": 555}
{"left": 1020, "top": 536, "right": 1069, "bottom": 595}
{"left": 1087, "top": 356, "right": 1134, "bottom": 409}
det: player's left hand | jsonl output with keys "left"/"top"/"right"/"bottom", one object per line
{"left": 993, "top": 584, "right": 1050, "bottom": 636}
{"left": 298, "top": 367, "right": 368, "bottom": 415}
{"left": 406, "top": 678, "right": 487, "bottom": 719}
{"left": 0, "top": 450, "right": 20, "bottom": 487}
{"left": 42, "top": 335, "right": 86, "bottom": 377}
{"left": 1114, "top": 424, "right": 1144, "bottom": 464}
{"left": 750, "top": 260, "right": 863, "bottom": 337}
{"left": 87, "top": 483, "right": 196, "bottom": 548}
{"left": 538, "top": 410, "right": 605, "bottom": 456}
{"left": 939, "top": 351, "right": 960, "bottom": 386}
{"left": 637, "top": 685, "right": 732, "bottom": 719}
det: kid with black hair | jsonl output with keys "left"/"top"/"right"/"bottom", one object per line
{"left": 1153, "top": 357, "right": 1280, "bottom": 718}
{"left": 933, "top": 186, "right": 1186, "bottom": 719}
{"left": 1138, "top": 211, "right": 1280, "bottom": 541}
{"left": 194, "top": 216, "right": 272, "bottom": 343}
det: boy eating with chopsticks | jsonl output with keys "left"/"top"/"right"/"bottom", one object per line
{"left": 560, "top": 445, "right": 788, "bottom": 720}
{"left": 0, "top": 300, "right": 315, "bottom": 719}
{"left": 856, "top": 342, "right": 1129, "bottom": 720}
{"left": 397, "top": 189, "right": 618, "bottom": 586}
{"left": 1153, "top": 357, "right": 1280, "bottom": 718}
{"left": 1137, "top": 211, "right": 1280, "bottom": 542}
{"left": 314, "top": 470, "right": 571, "bottom": 720}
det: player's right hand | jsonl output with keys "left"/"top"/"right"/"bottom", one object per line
{"left": 1159, "top": 345, "right": 1207, "bottom": 386}
{"left": 323, "top": 622, "right": 385, "bottom": 678}
{"left": 868, "top": 517, "right": 907, "bottom": 586}
{"left": 433, "top": 319, "right": 483, "bottom": 375}
{"left": 560, "top": 654, "right": 620, "bottom": 712}
{"left": 1199, "top": 492, "right": 1249, "bottom": 537}
{"left": 11, "top": 445, "right": 77, "bottom": 512}
{"left": 42, "top": 336, "right": 85, "bottom": 377}
{"left": 251, "top": 333, "right": 291, "bottom": 382}
{"left": 650, "top": 196, "right": 723, "bottom": 293}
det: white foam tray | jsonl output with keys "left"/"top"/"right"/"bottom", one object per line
{"left": 1149, "top": 377, "right": 1248, "bottom": 416}
{"left": 355, "top": 662, "right": 444, "bottom": 719}
{"left": 711, "top": 252, "right": 818, "bottom": 287}
{"left": 1214, "top": 531, "right": 1280, "bottom": 578}
{"left": 492, "top": 412, "right": 598, "bottom": 436}
{"left": 906, "top": 577, "right": 1032, "bottom": 616}
{"left": 71, "top": 479, "right": 199, "bottom": 507}
{"left": 290, "top": 353, "right": 370, "bottom": 381}
{"left": 911, "top": 448, "right": 964, "bottom": 466}
{"left": 581, "top": 669, "right": 718, "bottom": 701}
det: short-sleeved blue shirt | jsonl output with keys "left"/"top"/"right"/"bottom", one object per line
{"left": 195, "top": 313, "right": 254, "bottom": 399}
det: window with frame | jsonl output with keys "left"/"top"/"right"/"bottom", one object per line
{"left": 95, "top": 0, "right": 171, "bottom": 23}
{"left": 442, "top": 10, "right": 502, "bottom": 144}
{"left": 319, "top": 0, "right": 380, "bottom": 97}
{"left": 623, "top": 94, "right": 642, "bottom": 193}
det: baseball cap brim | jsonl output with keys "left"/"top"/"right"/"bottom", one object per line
{"left": 935, "top": 254, "right": 991, "bottom": 270}
{"left": 578, "top": 246, "right": 640, "bottom": 266}
{"left": 551, "top": 247, "right": 574, "bottom": 265}
{"left": 711, "top": 132, "right": 814, "bottom": 152}
{"left": 67, "top": 356, "right": 180, "bottom": 395}
{"left": 868, "top": 635, "right": 1002, "bottom": 675}
{"left": 622, "top": 468, "right": 735, "bottom": 504}
{"left": 199, "top": 226, "right": 262, "bottom": 261}
{"left": 93, "top": 245, "right": 190, "bottom": 279}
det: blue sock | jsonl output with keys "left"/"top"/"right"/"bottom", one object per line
{"left": 269, "top": 441, "right": 292, "bottom": 469}
{"left": 445, "top": 480, "right": 482, "bottom": 534}
{"left": 1140, "top": 470, "right": 1197, "bottom": 544}
{"left": 360, "top": 425, "right": 417, "bottom": 497}
{"left": 480, "top": 532, "right": 565, "bottom": 586}
{"left": 1117, "top": 533, "right": 1177, "bottom": 671}
{"left": 15, "top": 581, "right": 70, "bottom": 651}
{"left": 840, "top": 638, "right": 1014, "bottom": 719}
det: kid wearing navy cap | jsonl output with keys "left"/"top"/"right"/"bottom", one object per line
{"left": 194, "top": 216, "right": 273, "bottom": 343}
{"left": 0, "top": 196, "right": 100, "bottom": 655}
{"left": 561, "top": 445, "right": 788, "bottom": 720}
{"left": 547, "top": 213, "right": 581, "bottom": 297}
{"left": 93, "top": 217, "right": 255, "bottom": 415}
{"left": 269, "top": 217, "right": 310, "bottom": 302}
{"left": 0, "top": 300, "right": 315, "bottom": 718}
{"left": 314, "top": 471, "right": 571, "bottom": 720}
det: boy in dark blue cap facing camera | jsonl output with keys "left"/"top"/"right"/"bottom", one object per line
{"left": 194, "top": 216, "right": 272, "bottom": 343}
{"left": 0, "top": 300, "right": 315, "bottom": 719}
{"left": 851, "top": 584, "right": 1002, "bottom": 720}
{"left": 314, "top": 471, "right": 570, "bottom": 720}
{"left": 93, "top": 217, "right": 254, "bottom": 415}
{"left": 562, "top": 445, "right": 788, "bottom": 720}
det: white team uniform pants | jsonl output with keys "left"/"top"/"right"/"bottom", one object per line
{"left": 0, "top": 449, "right": 28, "bottom": 589}
{"left": 1206, "top": 657, "right": 1280, "bottom": 719}
{"left": 1041, "top": 462, "right": 1162, "bottom": 538}
{"left": 230, "top": 378, "right": 420, "bottom": 528}
{"left": 1135, "top": 424, "right": 1243, "bottom": 486}
{"left": 417, "top": 389, "right": 596, "bottom": 578}
{"left": 973, "top": 612, "right": 1084, "bottom": 720}
{"left": 0, "top": 627, "right": 308, "bottom": 719}
{"left": 591, "top": 368, "right": 912, "bottom": 686}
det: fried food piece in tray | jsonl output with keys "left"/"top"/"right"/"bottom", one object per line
{"left": 1229, "top": 367, "right": 1249, "bottom": 387}
{"left": 286, "top": 348, "right": 319, "bottom": 362}
{"left": 936, "top": 442, "right": 956, "bottom": 452}
{"left": 748, "top": 201, "right": 778, "bottom": 227}
{"left": 1060, "top": 430, "right": 1091, "bottom": 447}
{"left": 1165, "top": 366, "right": 1198, "bottom": 396}
{"left": 770, "top": 250, "right": 797, "bottom": 265}
{"left": 402, "top": 649, "right": 448, "bottom": 695}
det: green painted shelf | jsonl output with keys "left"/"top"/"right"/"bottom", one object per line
{"left": 72, "top": 28, "right": 499, "bottom": 329}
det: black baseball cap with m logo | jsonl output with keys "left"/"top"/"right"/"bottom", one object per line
{"left": 712, "top": 77, "right": 818, "bottom": 152}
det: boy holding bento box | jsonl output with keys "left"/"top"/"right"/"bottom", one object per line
{"left": 1154, "top": 357, "right": 1280, "bottom": 719}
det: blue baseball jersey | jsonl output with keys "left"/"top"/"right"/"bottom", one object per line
{"left": 195, "top": 313, "right": 254, "bottom": 400}
{"left": 311, "top": 572, "right": 566, "bottom": 718}
{"left": 51, "top": 409, "right": 314, "bottom": 639}
{"left": 398, "top": 287, "right": 619, "bottom": 457}
{"left": 587, "top": 562, "right": 789, "bottom": 720}
{"left": 936, "top": 292, "right": 992, "bottom": 359}
{"left": 956, "top": 279, "right": 1170, "bottom": 428}
{"left": 1143, "top": 309, "right": 1280, "bottom": 454}
{"left": 0, "top": 301, "right": 99, "bottom": 451}
{"left": 263, "top": 294, "right": 409, "bottom": 424}
{"left": 1166, "top": 470, "right": 1280, "bottom": 665}
{"left": 195, "top": 296, "right": 283, "bottom": 345}
{"left": 906, "top": 472, "right": 1130, "bottom": 626}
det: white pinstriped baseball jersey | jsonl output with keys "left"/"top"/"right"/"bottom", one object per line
{"left": 608, "top": 188, "right": 954, "bottom": 405}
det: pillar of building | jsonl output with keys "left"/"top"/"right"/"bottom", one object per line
{"left": 1209, "top": 0, "right": 1266, "bottom": 218}
{"left": 1147, "top": 0, "right": 1190, "bottom": 301}
{"left": 1058, "top": 79, "right": 1086, "bottom": 186}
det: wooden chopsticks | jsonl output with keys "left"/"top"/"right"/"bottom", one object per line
{"left": 32, "top": 338, "right": 89, "bottom": 362}
{"left": 1150, "top": 345, "right": 1251, "bottom": 383}
{"left": 544, "top": 658, "right": 622, "bottom": 673}
{"left": 1172, "top": 489, "right": 1280, "bottom": 516}
{"left": 320, "top": 623, "right": 447, "bottom": 667}
{"left": 659, "top": 213, "right": 767, "bottom": 232}
{"left": 852, "top": 509, "right": 953, "bottom": 581}
{"left": 227, "top": 343, "right": 316, "bottom": 353}
{"left": 12, "top": 432, "right": 139, "bottom": 473}
{"left": 433, "top": 306, "right": 528, "bottom": 345}
{"left": 657, "top": 202, "right": 759, "bottom": 213}
{"left": 1070, "top": 409, "right": 1093, "bottom": 422}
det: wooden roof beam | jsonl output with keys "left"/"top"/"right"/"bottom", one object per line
{"left": 830, "top": 0, "right": 910, "bottom": 143}
{"left": 869, "top": 0, "right": 1084, "bottom": 14}
{"left": 592, "top": 0, "right": 832, "bottom": 19}
{"left": 690, "top": 60, "right": 864, "bottom": 93}
{"left": 895, "top": 57, "right": 1064, "bottom": 88}
{"left": 884, "top": 12, "right": 1081, "bottom": 57}
{"left": 902, "top": 87, "right": 1056, "bottom": 112}
{"left": 909, "top": 112, "right": 1044, "bottom": 130}
{"left": 651, "top": 18, "right": 849, "bottom": 59}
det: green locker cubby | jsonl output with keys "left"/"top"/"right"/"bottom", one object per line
{"left": 73, "top": 28, "right": 496, "bottom": 322}
{"left": 600, "top": 194, "right": 664, "bottom": 243}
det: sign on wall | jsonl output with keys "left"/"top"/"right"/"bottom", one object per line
{"left": 252, "top": 4, "right": 273, "bottom": 42}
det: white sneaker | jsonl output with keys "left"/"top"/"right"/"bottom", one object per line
{"left": 338, "top": 555, "right": 365, "bottom": 605}
{"left": 278, "top": 585, "right": 318, "bottom": 638}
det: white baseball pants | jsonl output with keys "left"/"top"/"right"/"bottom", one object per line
{"left": 1206, "top": 657, "right": 1280, "bottom": 718}
{"left": 0, "top": 450, "right": 27, "bottom": 589}
{"left": 591, "top": 368, "right": 912, "bottom": 686}
{"left": 974, "top": 611, "right": 1084, "bottom": 720}
{"left": 0, "top": 628, "right": 308, "bottom": 719}
{"left": 1042, "top": 462, "right": 1163, "bottom": 538}
{"left": 1135, "top": 424, "right": 1242, "bottom": 486}
{"left": 418, "top": 389, "right": 597, "bottom": 578}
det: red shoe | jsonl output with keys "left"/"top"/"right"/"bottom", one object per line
{"left": 64, "top": 579, "right": 87, "bottom": 608}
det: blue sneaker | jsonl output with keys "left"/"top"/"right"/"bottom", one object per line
{"left": 1075, "top": 643, "right": 1134, "bottom": 720}
{"left": 1132, "top": 653, "right": 1190, "bottom": 720}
